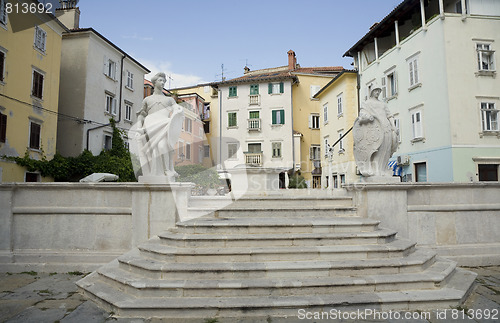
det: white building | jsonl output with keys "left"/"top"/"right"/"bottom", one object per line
{"left": 344, "top": 0, "right": 500, "bottom": 182}
{"left": 56, "top": 7, "right": 149, "bottom": 157}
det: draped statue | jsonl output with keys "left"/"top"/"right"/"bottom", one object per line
{"left": 129, "top": 72, "right": 184, "bottom": 180}
{"left": 353, "top": 87, "right": 399, "bottom": 177}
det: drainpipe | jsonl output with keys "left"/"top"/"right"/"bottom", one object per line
{"left": 86, "top": 55, "right": 125, "bottom": 151}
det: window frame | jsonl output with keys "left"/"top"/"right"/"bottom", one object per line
{"left": 337, "top": 93, "right": 343, "bottom": 116}
{"left": 0, "top": 48, "right": 5, "bottom": 83}
{"left": 250, "top": 84, "right": 259, "bottom": 95}
{"left": 126, "top": 70, "right": 134, "bottom": 89}
{"left": 411, "top": 110, "right": 424, "bottom": 140}
{"left": 227, "top": 112, "right": 237, "bottom": 128}
{"left": 323, "top": 103, "right": 328, "bottom": 124}
{"left": 124, "top": 102, "right": 133, "bottom": 121}
{"left": 227, "top": 143, "right": 238, "bottom": 159}
{"left": 309, "top": 145, "right": 321, "bottom": 161}
{"left": 310, "top": 113, "right": 320, "bottom": 129}
{"left": 103, "top": 134, "right": 112, "bottom": 150}
{"left": 407, "top": 54, "right": 421, "bottom": 89}
{"left": 31, "top": 68, "right": 44, "bottom": 100}
{"left": 271, "top": 109, "right": 285, "bottom": 125}
{"left": 272, "top": 141, "right": 282, "bottom": 158}
{"left": 228, "top": 86, "right": 237, "bottom": 98}
{"left": 480, "top": 102, "right": 499, "bottom": 132}
{"left": 29, "top": 121, "right": 41, "bottom": 150}
{"left": 268, "top": 82, "right": 284, "bottom": 95}
{"left": 185, "top": 118, "right": 193, "bottom": 133}
{"left": 0, "top": 111, "right": 7, "bottom": 143}
{"left": 34, "top": 25, "right": 47, "bottom": 53}
{"left": 0, "top": 0, "right": 7, "bottom": 26}
{"left": 476, "top": 43, "right": 495, "bottom": 72}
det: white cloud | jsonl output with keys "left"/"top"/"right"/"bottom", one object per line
{"left": 140, "top": 59, "right": 207, "bottom": 89}
{"left": 121, "top": 33, "right": 153, "bottom": 41}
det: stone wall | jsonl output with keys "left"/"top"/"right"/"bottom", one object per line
{"left": 0, "top": 182, "right": 191, "bottom": 272}
{"left": 347, "top": 182, "right": 500, "bottom": 266}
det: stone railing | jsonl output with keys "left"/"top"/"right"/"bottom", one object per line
{"left": 244, "top": 152, "right": 262, "bottom": 166}
{"left": 247, "top": 118, "right": 261, "bottom": 131}
{"left": 249, "top": 94, "right": 260, "bottom": 105}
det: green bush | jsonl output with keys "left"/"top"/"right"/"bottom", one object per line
{"left": 288, "top": 173, "right": 307, "bottom": 189}
{"left": 175, "top": 164, "right": 221, "bottom": 191}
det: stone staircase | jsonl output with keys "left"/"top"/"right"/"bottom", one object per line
{"left": 77, "top": 194, "right": 477, "bottom": 320}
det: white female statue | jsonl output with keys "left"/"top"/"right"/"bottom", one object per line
{"left": 129, "top": 72, "right": 184, "bottom": 180}
{"left": 353, "top": 87, "right": 399, "bottom": 177}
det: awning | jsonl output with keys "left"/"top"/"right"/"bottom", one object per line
{"left": 388, "top": 160, "right": 402, "bottom": 176}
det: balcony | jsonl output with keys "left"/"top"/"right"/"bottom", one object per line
{"left": 248, "top": 118, "right": 261, "bottom": 132}
{"left": 249, "top": 94, "right": 260, "bottom": 105}
{"left": 244, "top": 152, "right": 262, "bottom": 166}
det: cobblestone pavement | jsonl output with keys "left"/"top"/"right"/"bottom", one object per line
{"left": 0, "top": 266, "right": 499, "bottom": 323}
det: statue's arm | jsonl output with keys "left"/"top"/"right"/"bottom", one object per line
{"left": 358, "top": 108, "right": 374, "bottom": 124}
{"left": 136, "top": 100, "right": 148, "bottom": 129}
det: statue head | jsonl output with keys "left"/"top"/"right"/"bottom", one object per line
{"left": 151, "top": 72, "right": 166, "bottom": 89}
{"left": 370, "top": 87, "right": 382, "bottom": 99}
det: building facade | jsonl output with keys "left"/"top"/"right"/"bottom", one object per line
{"left": 0, "top": 0, "right": 67, "bottom": 182}
{"left": 314, "top": 70, "right": 359, "bottom": 188}
{"left": 344, "top": 0, "right": 500, "bottom": 182}
{"left": 56, "top": 8, "right": 149, "bottom": 157}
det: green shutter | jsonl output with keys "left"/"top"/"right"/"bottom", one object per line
{"left": 279, "top": 82, "right": 284, "bottom": 93}
{"left": 249, "top": 111, "right": 259, "bottom": 119}
{"left": 250, "top": 84, "right": 259, "bottom": 95}
{"left": 268, "top": 83, "right": 272, "bottom": 94}
{"left": 280, "top": 110, "right": 285, "bottom": 124}
{"left": 272, "top": 110, "right": 276, "bottom": 124}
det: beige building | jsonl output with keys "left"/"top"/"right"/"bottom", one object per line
{"left": 314, "top": 70, "right": 359, "bottom": 187}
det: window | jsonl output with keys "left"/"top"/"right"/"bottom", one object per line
{"left": 25, "top": 172, "right": 40, "bottom": 182}
{"left": 31, "top": 69, "right": 44, "bottom": 99}
{"left": 29, "top": 121, "right": 41, "bottom": 150}
{"left": 394, "top": 117, "right": 401, "bottom": 142}
{"left": 478, "top": 164, "right": 498, "bottom": 181}
{"left": 310, "top": 114, "right": 320, "bottom": 129}
{"left": 0, "top": 112, "right": 6, "bottom": 143}
{"left": 104, "top": 58, "right": 117, "bottom": 79}
{"left": 323, "top": 103, "right": 328, "bottom": 124}
{"left": 248, "top": 111, "right": 260, "bottom": 130}
{"left": 126, "top": 71, "right": 134, "bottom": 89}
{"left": 414, "top": 162, "right": 427, "bottom": 182}
{"left": 104, "top": 135, "right": 112, "bottom": 150}
{"left": 229, "top": 86, "right": 237, "bottom": 97}
{"left": 125, "top": 103, "right": 132, "bottom": 121}
{"left": 309, "top": 145, "right": 321, "bottom": 160}
{"left": 337, "top": 93, "right": 343, "bottom": 116}
{"left": 411, "top": 111, "right": 423, "bottom": 139}
{"left": 250, "top": 84, "right": 259, "bottom": 95}
{"left": 310, "top": 85, "right": 321, "bottom": 98}
{"left": 477, "top": 43, "right": 495, "bottom": 72}
{"left": 34, "top": 26, "right": 47, "bottom": 52}
{"left": 203, "top": 120, "right": 210, "bottom": 133}
{"left": 228, "top": 143, "right": 238, "bottom": 159}
{"left": 338, "top": 131, "right": 344, "bottom": 152}
{"left": 481, "top": 102, "right": 498, "bottom": 131}
{"left": 0, "top": 0, "right": 7, "bottom": 25}
{"left": 228, "top": 112, "right": 237, "bottom": 127}
{"left": 105, "top": 94, "right": 117, "bottom": 115}
{"left": 272, "top": 109, "right": 284, "bottom": 125}
{"left": 185, "top": 118, "right": 192, "bottom": 133}
{"left": 324, "top": 138, "right": 329, "bottom": 157}
{"left": 272, "top": 142, "right": 282, "bottom": 158}
{"left": 204, "top": 145, "right": 210, "bottom": 158}
{"left": 384, "top": 71, "right": 397, "bottom": 97}
{"left": 0, "top": 50, "right": 5, "bottom": 82}
{"left": 408, "top": 56, "right": 420, "bottom": 88}
{"left": 248, "top": 143, "right": 261, "bottom": 153}
{"left": 268, "top": 82, "right": 284, "bottom": 94}
{"left": 185, "top": 143, "right": 191, "bottom": 160}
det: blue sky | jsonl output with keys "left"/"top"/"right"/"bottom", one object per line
{"left": 76, "top": 0, "right": 403, "bottom": 88}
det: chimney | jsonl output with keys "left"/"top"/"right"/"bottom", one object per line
{"left": 244, "top": 66, "right": 250, "bottom": 74}
{"left": 55, "top": 2, "right": 80, "bottom": 29}
{"left": 287, "top": 50, "right": 297, "bottom": 70}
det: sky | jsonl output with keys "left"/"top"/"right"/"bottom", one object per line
{"left": 74, "top": 0, "right": 403, "bottom": 88}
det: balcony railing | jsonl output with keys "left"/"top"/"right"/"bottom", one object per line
{"left": 244, "top": 152, "right": 262, "bottom": 166}
{"left": 248, "top": 118, "right": 261, "bottom": 131}
{"left": 249, "top": 94, "right": 260, "bottom": 105}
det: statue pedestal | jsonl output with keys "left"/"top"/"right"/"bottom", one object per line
{"left": 138, "top": 173, "right": 177, "bottom": 184}
{"left": 227, "top": 167, "right": 285, "bottom": 194}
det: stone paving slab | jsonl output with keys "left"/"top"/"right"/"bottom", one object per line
{"left": 1, "top": 267, "right": 500, "bottom": 322}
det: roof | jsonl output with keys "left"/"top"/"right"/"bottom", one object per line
{"left": 66, "top": 28, "right": 151, "bottom": 73}
{"left": 343, "top": 0, "right": 417, "bottom": 57}
{"left": 313, "top": 70, "right": 357, "bottom": 99}
{"left": 216, "top": 65, "right": 344, "bottom": 86}
{"left": 144, "top": 79, "right": 172, "bottom": 95}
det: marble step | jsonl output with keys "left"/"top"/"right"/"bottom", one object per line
{"left": 211, "top": 206, "right": 357, "bottom": 218}
{"left": 117, "top": 248, "right": 436, "bottom": 280}
{"left": 157, "top": 228, "right": 397, "bottom": 248}
{"left": 138, "top": 238, "right": 416, "bottom": 263}
{"left": 174, "top": 216, "right": 380, "bottom": 235}
{"left": 96, "top": 258, "right": 456, "bottom": 298}
{"left": 77, "top": 268, "right": 477, "bottom": 319}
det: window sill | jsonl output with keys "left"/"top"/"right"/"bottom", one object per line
{"left": 125, "top": 86, "right": 134, "bottom": 92}
{"left": 270, "top": 93, "right": 283, "bottom": 96}
{"left": 104, "top": 74, "right": 117, "bottom": 82}
{"left": 337, "top": 113, "right": 343, "bottom": 119}
{"left": 387, "top": 94, "right": 398, "bottom": 101}
{"left": 271, "top": 124, "right": 284, "bottom": 127}
{"left": 338, "top": 149, "right": 345, "bottom": 155}
{"left": 30, "top": 95, "right": 43, "bottom": 102}
{"left": 408, "top": 83, "right": 422, "bottom": 92}
{"left": 411, "top": 137, "right": 425, "bottom": 144}
{"left": 476, "top": 70, "right": 496, "bottom": 77}
{"left": 479, "top": 131, "right": 500, "bottom": 138}
{"left": 33, "top": 46, "right": 46, "bottom": 56}
{"left": 228, "top": 96, "right": 238, "bottom": 99}
{"left": 29, "top": 147, "right": 42, "bottom": 153}
{"left": 227, "top": 126, "right": 238, "bottom": 130}
{"left": 124, "top": 119, "right": 133, "bottom": 124}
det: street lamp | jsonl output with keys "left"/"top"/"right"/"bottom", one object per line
{"left": 326, "top": 144, "right": 334, "bottom": 193}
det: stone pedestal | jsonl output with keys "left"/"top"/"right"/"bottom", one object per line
{"left": 359, "top": 175, "right": 401, "bottom": 184}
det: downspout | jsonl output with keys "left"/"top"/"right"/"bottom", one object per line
{"left": 219, "top": 87, "right": 222, "bottom": 170}
{"left": 86, "top": 55, "right": 125, "bottom": 151}
{"left": 290, "top": 78, "right": 295, "bottom": 174}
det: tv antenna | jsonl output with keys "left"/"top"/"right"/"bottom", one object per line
{"left": 167, "top": 74, "right": 174, "bottom": 89}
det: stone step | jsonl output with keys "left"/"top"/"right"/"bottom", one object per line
{"left": 212, "top": 206, "right": 357, "bottom": 218}
{"left": 138, "top": 238, "right": 416, "bottom": 263}
{"left": 117, "top": 248, "right": 436, "bottom": 280}
{"left": 96, "top": 258, "right": 456, "bottom": 298}
{"left": 174, "top": 216, "right": 380, "bottom": 234}
{"left": 157, "top": 228, "right": 397, "bottom": 248}
{"left": 77, "top": 268, "right": 477, "bottom": 319}
{"left": 188, "top": 195, "right": 354, "bottom": 209}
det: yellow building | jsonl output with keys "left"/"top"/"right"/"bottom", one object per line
{"left": 0, "top": 0, "right": 67, "bottom": 182}
{"left": 314, "top": 70, "right": 359, "bottom": 187}
{"left": 291, "top": 65, "right": 343, "bottom": 187}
